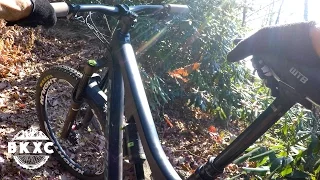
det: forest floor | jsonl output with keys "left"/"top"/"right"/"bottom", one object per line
{"left": 0, "top": 19, "right": 245, "bottom": 180}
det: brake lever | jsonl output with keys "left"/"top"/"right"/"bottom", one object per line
{"left": 251, "top": 55, "right": 281, "bottom": 97}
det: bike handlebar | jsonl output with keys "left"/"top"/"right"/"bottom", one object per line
{"left": 50, "top": 2, "right": 189, "bottom": 18}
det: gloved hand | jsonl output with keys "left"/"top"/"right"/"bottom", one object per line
{"left": 227, "top": 21, "right": 320, "bottom": 66}
{"left": 227, "top": 22, "right": 320, "bottom": 98}
{"left": 7, "top": 0, "right": 57, "bottom": 28}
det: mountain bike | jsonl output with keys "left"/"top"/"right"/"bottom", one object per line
{"left": 36, "top": 2, "right": 318, "bottom": 180}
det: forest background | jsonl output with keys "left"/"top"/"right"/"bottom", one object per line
{"left": 0, "top": 0, "right": 320, "bottom": 179}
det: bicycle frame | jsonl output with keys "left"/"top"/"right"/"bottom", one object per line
{"left": 83, "top": 16, "right": 297, "bottom": 180}
{"left": 58, "top": 3, "right": 302, "bottom": 180}
{"left": 106, "top": 14, "right": 181, "bottom": 179}
{"left": 70, "top": 9, "right": 181, "bottom": 179}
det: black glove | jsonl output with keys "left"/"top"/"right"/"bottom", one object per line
{"left": 228, "top": 22, "right": 320, "bottom": 97}
{"left": 227, "top": 21, "right": 320, "bottom": 66}
{"left": 7, "top": 0, "right": 57, "bottom": 28}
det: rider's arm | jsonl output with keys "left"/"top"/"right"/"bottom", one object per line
{"left": 0, "top": 0, "right": 32, "bottom": 21}
{"left": 310, "top": 26, "right": 320, "bottom": 58}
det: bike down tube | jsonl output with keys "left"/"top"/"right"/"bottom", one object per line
{"left": 107, "top": 57, "right": 125, "bottom": 180}
{"left": 110, "top": 19, "right": 181, "bottom": 180}
{"left": 187, "top": 97, "right": 295, "bottom": 179}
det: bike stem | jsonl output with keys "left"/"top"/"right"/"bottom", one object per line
{"left": 188, "top": 95, "right": 296, "bottom": 179}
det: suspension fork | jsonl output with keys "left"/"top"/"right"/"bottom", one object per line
{"left": 79, "top": 60, "right": 111, "bottom": 132}
{"left": 60, "top": 60, "right": 97, "bottom": 139}
{"left": 187, "top": 96, "right": 295, "bottom": 179}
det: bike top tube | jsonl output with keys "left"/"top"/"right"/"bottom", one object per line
{"left": 51, "top": 2, "right": 189, "bottom": 18}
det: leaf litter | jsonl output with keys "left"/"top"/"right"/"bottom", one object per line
{"left": 0, "top": 19, "right": 246, "bottom": 180}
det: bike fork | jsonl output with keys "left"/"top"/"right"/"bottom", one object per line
{"left": 124, "top": 116, "right": 147, "bottom": 180}
{"left": 60, "top": 60, "right": 97, "bottom": 139}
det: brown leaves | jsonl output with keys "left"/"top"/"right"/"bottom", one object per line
{"left": 168, "top": 62, "right": 201, "bottom": 82}
{"left": 0, "top": 20, "right": 34, "bottom": 78}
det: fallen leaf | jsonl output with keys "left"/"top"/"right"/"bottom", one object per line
{"left": 180, "top": 163, "right": 191, "bottom": 171}
{"left": 18, "top": 103, "right": 26, "bottom": 109}
{"left": 208, "top": 125, "right": 217, "bottom": 133}
{"left": 163, "top": 114, "right": 174, "bottom": 128}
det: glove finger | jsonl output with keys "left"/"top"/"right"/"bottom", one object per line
{"left": 32, "top": 0, "right": 57, "bottom": 27}
{"left": 227, "top": 37, "right": 255, "bottom": 62}
{"left": 227, "top": 27, "right": 273, "bottom": 62}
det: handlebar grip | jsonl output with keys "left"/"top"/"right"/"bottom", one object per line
{"left": 51, "top": 2, "right": 70, "bottom": 17}
{"left": 167, "top": 4, "right": 189, "bottom": 14}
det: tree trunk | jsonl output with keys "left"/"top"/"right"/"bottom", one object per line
{"left": 304, "top": 0, "right": 308, "bottom": 21}
{"left": 242, "top": 0, "right": 247, "bottom": 27}
{"left": 275, "top": 0, "right": 285, "bottom": 24}
{"left": 268, "top": 0, "right": 275, "bottom": 25}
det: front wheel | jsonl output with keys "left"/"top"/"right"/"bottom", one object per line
{"left": 35, "top": 65, "right": 108, "bottom": 180}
